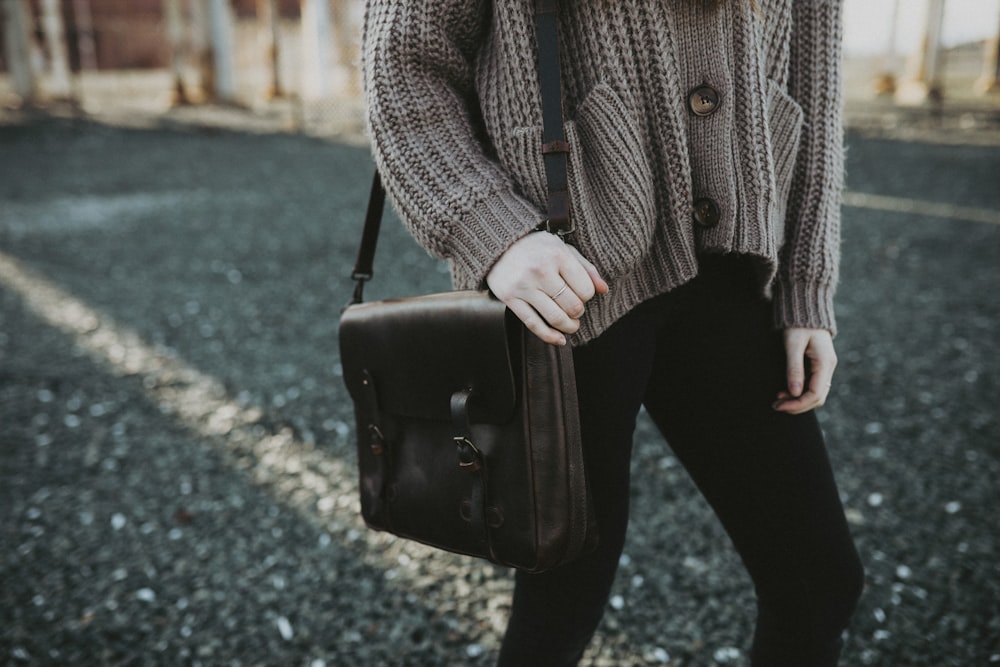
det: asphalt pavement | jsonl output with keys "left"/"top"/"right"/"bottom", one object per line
{"left": 1, "top": 109, "right": 998, "bottom": 666}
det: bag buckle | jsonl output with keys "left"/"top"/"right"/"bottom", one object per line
{"left": 368, "top": 424, "right": 385, "bottom": 455}
{"left": 454, "top": 437, "right": 482, "bottom": 472}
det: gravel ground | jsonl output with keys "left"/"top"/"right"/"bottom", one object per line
{"left": 1, "top": 110, "right": 998, "bottom": 667}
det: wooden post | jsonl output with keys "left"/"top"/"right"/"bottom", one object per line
{"left": 330, "top": 0, "right": 351, "bottom": 94}
{"left": 896, "top": 0, "right": 946, "bottom": 105}
{"left": 188, "top": 0, "right": 214, "bottom": 101}
{"left": 2, "top": 0, "right": 37, "bottom": 104}
{"left": 39, "top": 0, "right": 72, "bottom": 99}
{"left": 71, "top": 0, "right": 98, "bottom": 71}
{"left": 258, "top": 0, "right": 282, "bottom": 98}
{"left": 164, "top": 0, "right": 190, "bottom": 104}
{"left": 974, "top": 9, "right": 1000, "bottom": 94}
{"left": 873, "top": 0, "right": 901, "bottom": 95}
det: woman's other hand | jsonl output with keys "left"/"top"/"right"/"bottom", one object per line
{"left": 486, "top": 232, "right": 609, "bottom": 346}
{"left": 773, "top": 327, "right": 837, "bottom": 414}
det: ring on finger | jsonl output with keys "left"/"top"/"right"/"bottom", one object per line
{"left": 550, "top": 282, "right": 569, "bottom": 300}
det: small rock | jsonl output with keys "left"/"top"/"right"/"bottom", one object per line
{"left": 276, "top": 616, "right": 294, "bottom": 641}
{"left": 713, "top": 646, "right": 741, "bottom": 663}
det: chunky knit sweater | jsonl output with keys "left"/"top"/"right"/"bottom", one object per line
{"left": 362, "top": 0, "right": 845, "bottom": 343}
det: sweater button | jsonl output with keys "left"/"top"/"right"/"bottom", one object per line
{"left": 688, "top": 84, "right": 721, "bottom": 116}
{"left": 693, "top": 198, "right": 721, "bottom": 228}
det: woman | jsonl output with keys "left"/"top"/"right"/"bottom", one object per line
{"left": 362, "top": 1, "right": 864, "bottom": 664}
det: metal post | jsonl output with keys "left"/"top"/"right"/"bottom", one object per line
{"left": 208, "top": 0, "right": 236, "bottom": 103}
{"left": 873, "top": 0, "right": 901, "bottom": 95}
{"left": 896, "top": 0, "right": 946, "bottom": 105}
{"left": 301, "top": 0, "right": 331, "bottom": 100}
{"left": 2, "top": 0, "right": 37, "bottom": 104}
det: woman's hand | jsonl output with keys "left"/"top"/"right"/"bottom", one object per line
{"left": 773, "top": 327, "right": 838, "bottom": 414}
{"left": 486, "top": 232, "right": 609, "bottom": 346}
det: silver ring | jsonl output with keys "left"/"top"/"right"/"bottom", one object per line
{"left": 550, "top": 282, "right": 569, "bottom": 300}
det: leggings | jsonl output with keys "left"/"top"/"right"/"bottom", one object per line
{"left": 498, "top": 255, "right": 864, "bottom": 666}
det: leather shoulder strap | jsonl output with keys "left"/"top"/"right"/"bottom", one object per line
{"left": 534, "top": 0, "right": 572, "bottom": 235}
{"left": 349, "top": 170, "right": 385, "bottom": 304}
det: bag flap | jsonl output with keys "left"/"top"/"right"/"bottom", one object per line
{"left": 339, "top": 291, "right": 519, "bottom": 424}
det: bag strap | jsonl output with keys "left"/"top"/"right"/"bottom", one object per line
{"left": 350, "top": 0, "right": 570, "bottom": 304}
{"left": 534, "top": 0, "right": 572, "bottom": 236}
{"left": 349, "top": 170, "right": 386, "bottom": 305}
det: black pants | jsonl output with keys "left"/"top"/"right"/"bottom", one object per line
{"left": 498, "top": 256, "right": 864, "bottom": 666}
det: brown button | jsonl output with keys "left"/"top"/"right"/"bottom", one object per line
{"left": 688, "top": 84, "right": 721, "bottom": 116}
{"left": 693, "top": 197, "right": 721, "bottom": 228}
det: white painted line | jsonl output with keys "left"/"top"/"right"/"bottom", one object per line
{"left": 843, "top": 191, "right": 1000, "bottom": 226}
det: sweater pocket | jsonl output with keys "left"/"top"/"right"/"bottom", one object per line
{"left": 496, "top": 83, "right": 656, "bottom": 279}
{"left": 566, "top": 83, "right": 657, "bottom": 278}
{"left": 765, "top": 78, "right": 805, "bottom": 222}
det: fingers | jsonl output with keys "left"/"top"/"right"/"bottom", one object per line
{"left": 506, "top": 298, "right": 570, "bottom": 346}
{"left": 773, "top": 328, "right": 837, "bottom": 415}
{"left": 568, "top": 245, "right": 610, "bottom": 295}
{"left": 486, "top": 232, "right": 608, "bottom": 344}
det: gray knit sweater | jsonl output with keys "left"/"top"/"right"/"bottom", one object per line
{"left": 362, "top": 0, "right": 845, "bottom": 343}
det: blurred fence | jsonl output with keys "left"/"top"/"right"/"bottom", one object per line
{"left": 0, "top": 0, "right": 366, "bottom": 136}
{"left": 0, "top": 0, "right": 998, "bottom": 140}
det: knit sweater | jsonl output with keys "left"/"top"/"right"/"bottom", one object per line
{"left": 362, "top": 0, "right": 845, "bottom": 343}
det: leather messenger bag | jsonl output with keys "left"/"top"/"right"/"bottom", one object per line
{"left": 338, "top": 0, "right": 596, "bottom": 572}
{"left": 339, "top": 277, "right": 595, "bottom": 572}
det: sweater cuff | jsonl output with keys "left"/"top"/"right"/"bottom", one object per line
{"left": 774, "top": 275, "right": 838, "bottom": 337}
{"left": 446, "top": 189, "right": 545, "bottom": 288}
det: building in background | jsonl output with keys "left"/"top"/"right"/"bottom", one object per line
{"left": 0, "top": 0, "right": 997, "bottom": 136}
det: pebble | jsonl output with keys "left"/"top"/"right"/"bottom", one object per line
{"left": 276, "top": 616, "right": 294, "bottom": 641}
{"left": 713, "top": 647, "right": 741, "bottom": 663}
{"left": 650, "top": 647, "right": 670, "bottom": 663}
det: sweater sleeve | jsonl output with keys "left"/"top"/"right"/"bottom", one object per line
{"left": 362, "top": 0, "right": 544, "bottom": 286}
{"left": 774, "top": 0, "right": 845, "bottom": 335}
